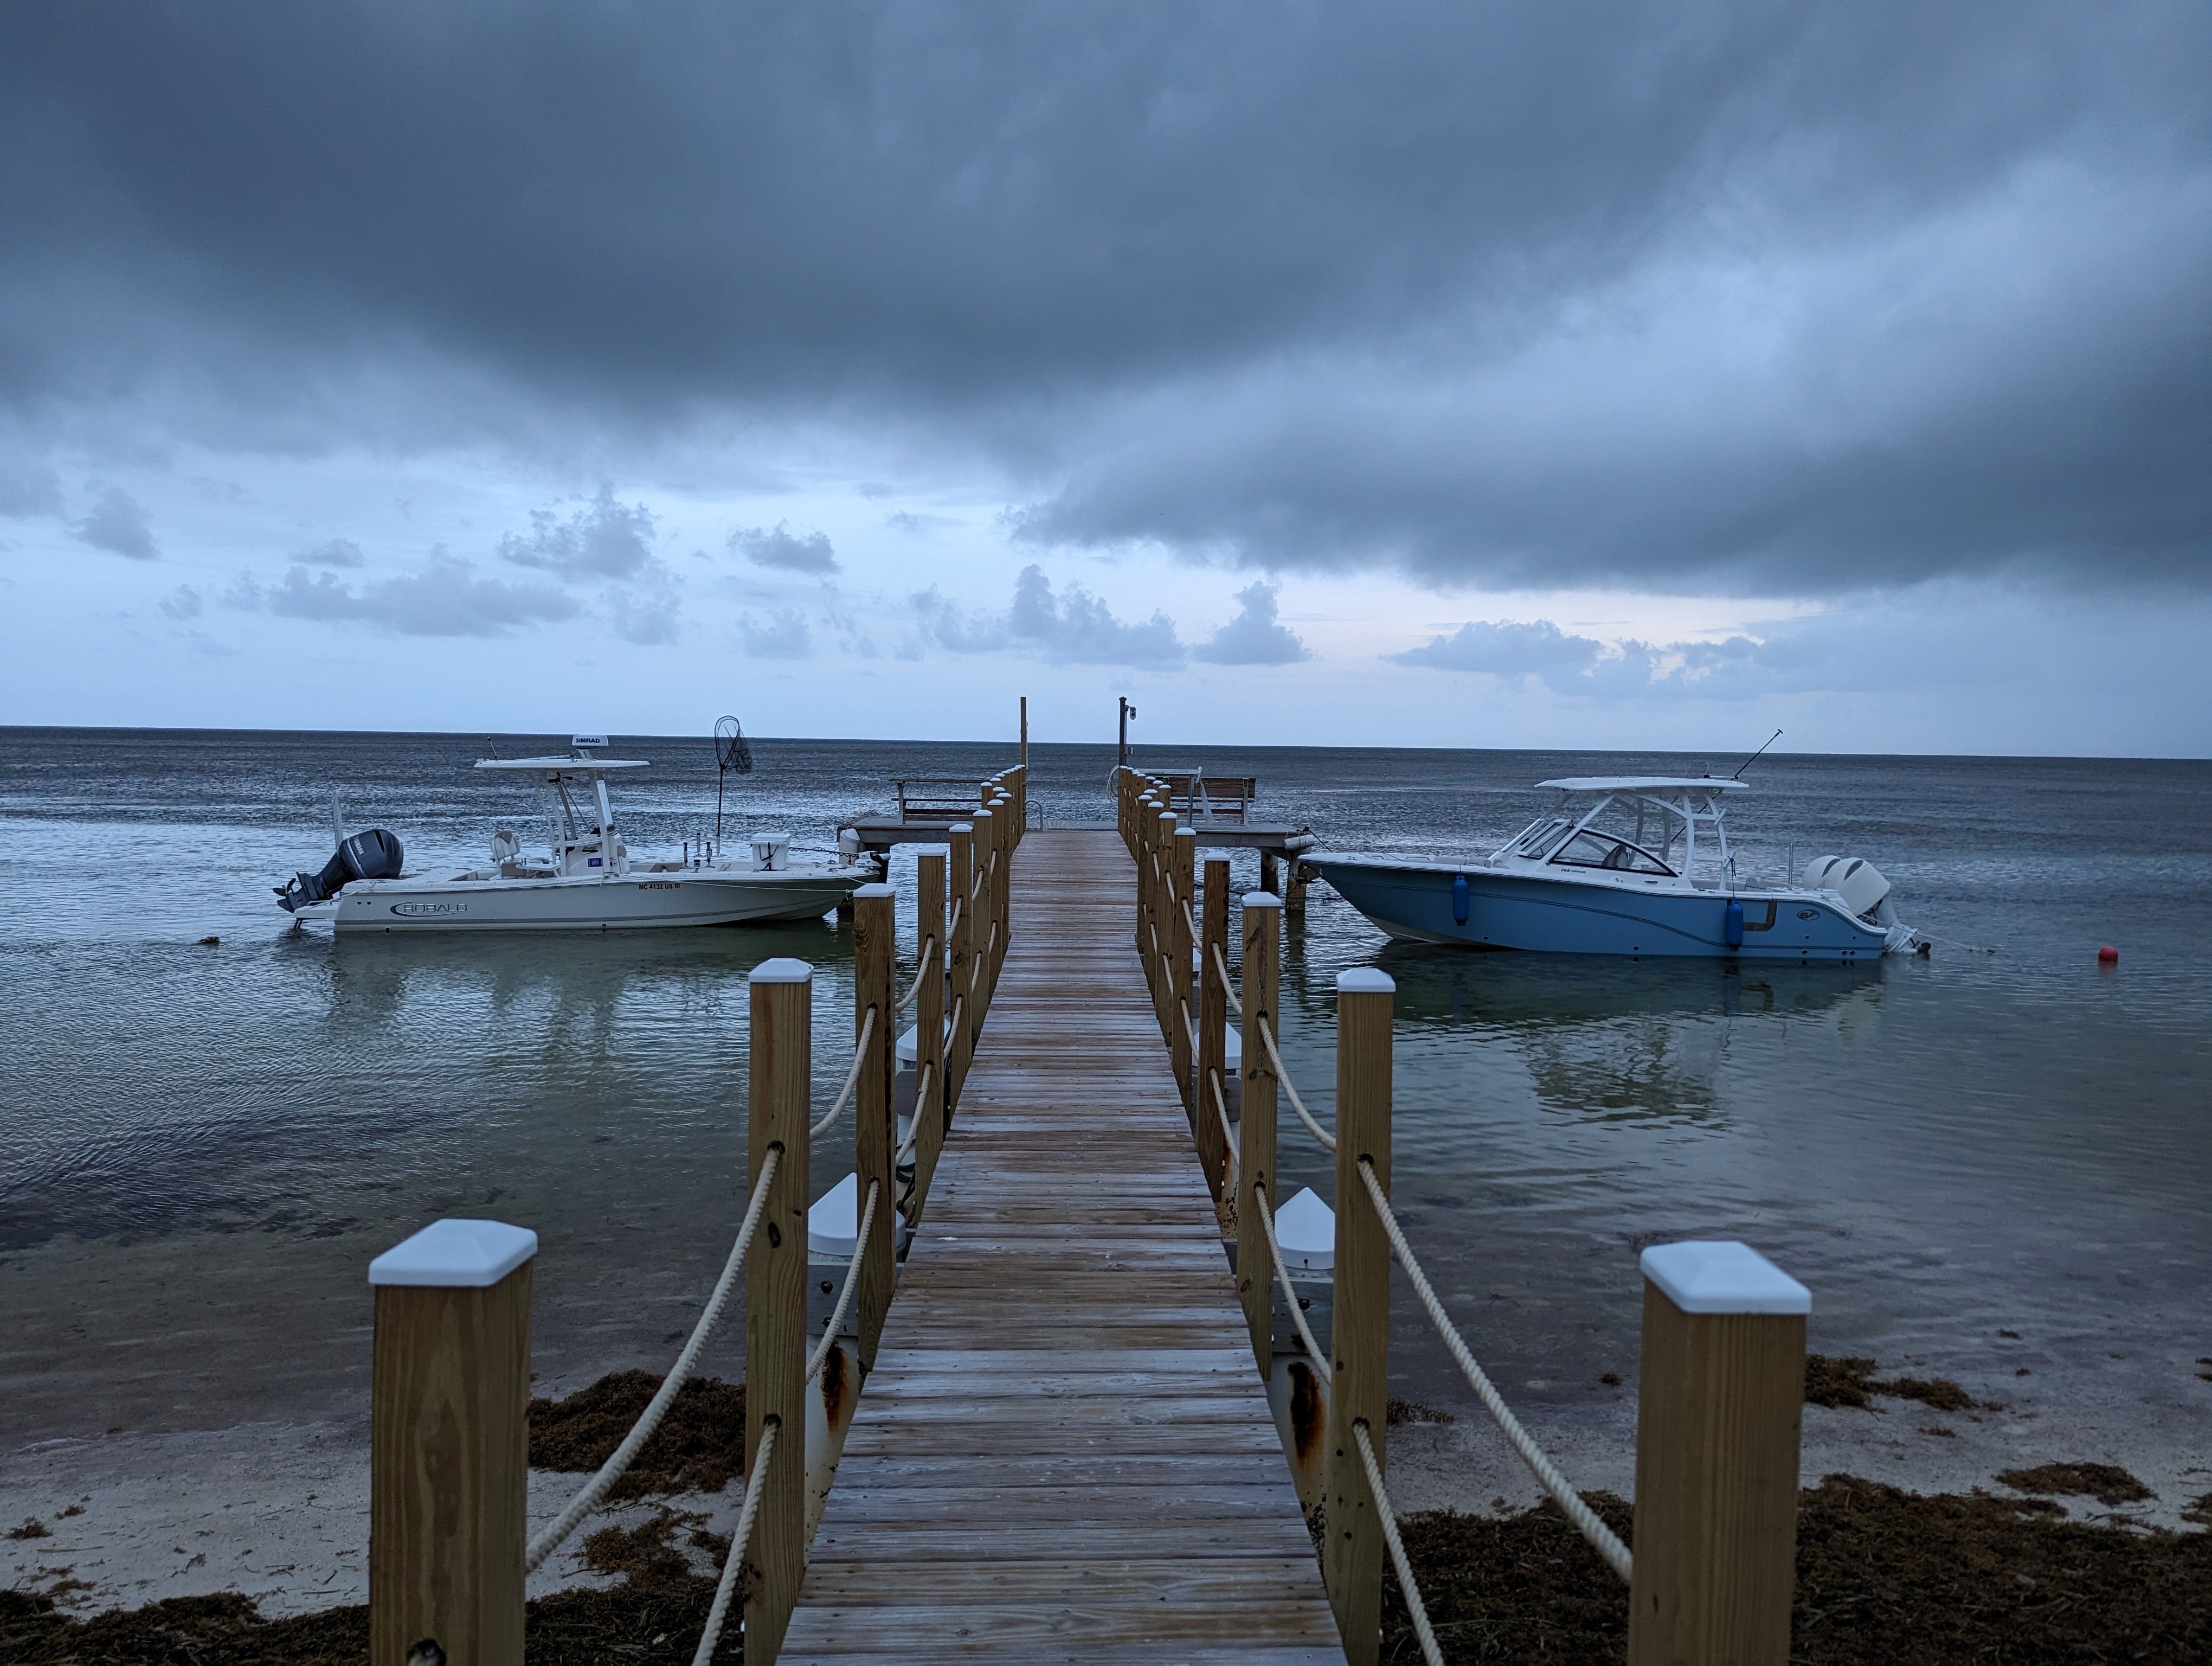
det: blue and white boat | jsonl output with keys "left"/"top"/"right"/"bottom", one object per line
{"left": 1302, "top": 777, "right": 1920, "bottom": 962}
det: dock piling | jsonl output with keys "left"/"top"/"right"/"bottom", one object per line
{"left": 1171, "top": 826, "right": 1197, "bottom": 1108}
{"left": 911, "top": 850, "right": 949, "bottom": 1220}
{"left": 1197, "top": 853, "right": 1231, "bottom": 1196}
{"left": 851, "top": 886, "right": 897, "bottom": 1368}
{"left": 1236, "top": 892, "right": 1282, "bottom": 1379}
{"left": 368, "top": 1218, "right": 536, "bottom": 1666}
{"left": 744, "top": 957, "right": 813, "bottom": 1663}
{"left": 1323, "top": 967, "right": 1396, "bottom": 1666}
{"left": 1626, "top": 1241, "right": 1809, "bottom": 1666}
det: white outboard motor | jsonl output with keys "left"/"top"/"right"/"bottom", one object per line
{"left": 1804, "top": 854, "right": 1895, "bottom": 924}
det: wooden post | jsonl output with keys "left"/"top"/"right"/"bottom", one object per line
{"left": 1286, "top": 859, "right": 1310, "bottom": 918}
{"left": 1626, "top": 1241, "right": 1809, "bottom": 1666}
{"left": 1019, "top": 696, "right": 1027, "bottom": 771}
{"left": 745, "top": 957, "right": 812, "bottom": 1663}
{"left": 970, "top": 806, "right": 996, "bottom": 1030}
{"left": 1262, "top": 851, "right": 1282, "bottom": 897}
{"left": 1152, "top": 806, "right": 1177, "bottom": 1043}
{"left": 909, "top": 850, "right": 949, "bottom": 1224}
{"left": 1323, "top": 967, "right": 1395, "bottom": 1666}
{"left": 946, "top": 822, "right": 974, "bottom": 1117}
{"left": 1236, "top": 892, "right": 1281, "bottom": 1379}
{"left": 1196, "top": 854, "right": 1231, "bottom": 1196}
{"left": 851, "top": 886, "right": 897, "bottom": 1368}
{"left": 369, "top": 1219, "right": 536, "bottom": 1666}
{"left": 991, "top": 791, "right": 1013, "bottom": 991}
{"left": 1170, "top": 826, "right": 1197, "bottom": 1110}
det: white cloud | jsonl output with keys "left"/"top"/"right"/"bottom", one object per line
{"left": 1192, "top": 581, "right": 1310, "bottom": 665}
{"left": 732, "top": 522, "right": 838, "bottom": 573}
{"left": 500, "top": 486, "right": 657, "bottom": 579}
{"left": 74, "top": 487, "right": 158, "bottom": 560}
{"left": 259, "top": 551, "right": 580, "bottom": 637}
{"left": 739, "top": 608, "right": 812, "bottom": 658}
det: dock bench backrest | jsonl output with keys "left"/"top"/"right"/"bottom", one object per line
{"left": 1156, "top": 773, "right": 1257, "bottom": 823}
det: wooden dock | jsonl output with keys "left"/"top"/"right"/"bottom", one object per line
{"left": 781, "top": 828, "right": 1340, "bottom": 1662}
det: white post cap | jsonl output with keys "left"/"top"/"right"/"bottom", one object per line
{"left": 949, "top": 821, "right": 973, "bottom": 833}
{"left": 370, "top": 1219, "right": 537, "bottom": 1287}
{"left": 1242, "top": 891, "right": 1283, "bottom": 909}
{"left": 853, "top": 883, "right": 896, "bottom": 899}
{"left": 1174, "top": 826, "right": 1195, "bottom": 841}
{"left": 1336, "top": 967, "right": 1396, "bottom": 994}
{"left": 750, "top": 957, "right": 814, "bottom": 984}
{"left": 1641, "top": 1240, "right": 1811, "bottom": 1315}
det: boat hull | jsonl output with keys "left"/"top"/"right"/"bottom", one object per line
{"left": 319, "top": 868, "right": 869, "bottom": 932}
{"left": 1303, "top": 856, "right": 1891, "bottom": 961}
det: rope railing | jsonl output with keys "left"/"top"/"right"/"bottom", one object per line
{"left": 1257, "top": 1018, "right": 1337, "bottom": 1152}
{"left": 806, "top": 1178, "right": 879, "bottom": 1385}
{"left": 895, "top": 935, "right": 937, "bottom": 1015}
{"left": 1211, "top": 940, "right": 1242, "bottom": 1017}
{"left": 1353, "top": 1420, "right": 1442, "bottom": 1666}
{"left": 1207, "top": 1069, "right": 1239, "bottom": 1174}
{"left": 1179, "top": 996, "right": 1198, "bottom": 1053}
{"left": 525, "top": 1145, "right": 782, "bottom": 1574}
{"left": 689, "top": 1417, "right": 778, "bottom": 1666}
{"left": 810, "top": 1004, "right": 877, "bottom": 1139}
{"left": 1252, "top": 1180, "right": 1324, "bottom": 1366}
{"left": 1355, "top": 1157, "right": 1634, "bottom": 1582}
{"left": 895, "top": 1060, "right": 935, "bottom": 1165}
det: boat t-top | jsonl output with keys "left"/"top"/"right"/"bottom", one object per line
{"left": 276, "top": 736, "right": 878, "bottom": 932}
{"left": 1301, "top": 776, "right": 1920, "bottom": 961}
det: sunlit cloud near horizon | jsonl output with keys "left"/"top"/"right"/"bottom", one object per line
{"left": 3, "top": 4, "right": 2208, "bottom": 756}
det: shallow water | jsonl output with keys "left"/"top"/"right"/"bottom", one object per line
{"left": 3, "top": 728, "right": 2208, "bottom": 1447}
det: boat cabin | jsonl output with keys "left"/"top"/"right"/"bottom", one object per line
{"left": 1493, "top": 777, "right": 1747, "bottom": 888}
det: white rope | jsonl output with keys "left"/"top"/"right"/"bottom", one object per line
{"left": 1207, "top": 1069, "right": 1239, "bottom": 1181}
{"left": 1258, "top": 1019, "right": 1337, "bottom": 1153}
{"left": 806, "top": 1178, "right": 878, "bottom": 1384}
{"left": 527, "top": 1146, "right": 781, "bottom": 1573}
{"left": 1355, "top": 1158, "right": 1633, "bottom": 1583}
{"left": 896, "top": 1060, "right": 935, "bottom": 1165}
{"left": 1211, "top": 941, "right": 1243, "bottom": 1017}
{"left": 689, "top": 1417, "right": 777, "bottom": 1666}
{"left": 1253, "top": 1180, "right": 1324, "bottom": 1367}
{"left": 1353, "top": 1420, "right": 1443, "bottom": 1666}
{"left": 1179, "top": 997, "right": 1198, "bottom": 1053}
{"left": 810, "top": 1005, "right": 877, "bottom": 1139}
{"left": 895, "top": 935, "right": 936, "bottom": 1016}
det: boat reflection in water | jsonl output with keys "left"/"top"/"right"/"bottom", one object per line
{"left": 1369, "top": 946, "right": 1888, "bottom": 1125}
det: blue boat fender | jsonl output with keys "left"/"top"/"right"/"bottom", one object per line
{"left": 1724, "top": 896, "right": 1745, "bottom": 949}
{"left": 1452, "top": 872, "right": 1470, "bottom": 926}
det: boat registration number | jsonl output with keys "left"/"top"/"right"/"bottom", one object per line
{"left": 638, "top": 881, "right": 679, "bottom": 891}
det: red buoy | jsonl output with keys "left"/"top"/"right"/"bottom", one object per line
{"left": 2097, "top": 945, "right": 2120, "bottom": 964}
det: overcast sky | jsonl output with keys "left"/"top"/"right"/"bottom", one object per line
{"left": 4, "top": 3, "right": 2208, "bottom": 754}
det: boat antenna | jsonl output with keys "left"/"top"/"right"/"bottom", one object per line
{"left": 713, "top": 714, "right": 755, "bottom": 838}
{"left": 1732, "top": 727, "right": 1784, "bottom": 780}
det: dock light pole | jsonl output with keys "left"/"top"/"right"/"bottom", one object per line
{"left": 1118, "top": 696, "right": 1136, "bottom": 767}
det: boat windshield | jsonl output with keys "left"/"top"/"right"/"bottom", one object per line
{"left": 1548, "top": 829, "right": 1674, "bottom": 875}
{"left": 1505, "top": 816, "right": 1575, "bottom": 859}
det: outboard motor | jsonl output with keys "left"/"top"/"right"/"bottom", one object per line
{"left": 277, "top": 828, "right": 405, "bottom": 913}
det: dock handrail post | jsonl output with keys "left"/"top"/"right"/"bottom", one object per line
{"left": 1323, "top": 966, "right": 1396, "bottom": 1666}
{"left": 852, "top": 886, "right": 898, "bottom": 1368}
{"left": 368, "top": 1217, "right": 536, "bottom": 1666}
{"left": 1626, "top": 1242, "right": 1809, "bottom": 1666}
{"left": 911, "top": 850, "right": 949, "bottom": 1221}
{"left": 947, "top": 821, "right": 975, "bottom": 1116}
{"left": 1170, "top": 827, "right": 1197, "bottom": 1110}
{"left": 991, "top": 789, "right": 1014, "bottom": 988}
{"left": 744, "top": 957, "right": 812, "bottom": 1663}
{"left": 1235, "top": 892, "right": 1282, "bottom": 1377}
{"left": 1150, "top": 806, "right": 1176, "bottom": 1039}
{"left": 971, "top": 806, "right": 995, "bottom": 1035}
{"left": 1196, "top": 853, "right": 1231, "bottom": 1195}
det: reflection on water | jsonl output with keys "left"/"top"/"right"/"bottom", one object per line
{"left": 4, "top": 728, "right": 2210, "bottom": 1445}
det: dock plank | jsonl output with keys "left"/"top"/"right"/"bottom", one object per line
{"left": 780, "top": 829, "right": 1338, "bottom": 1662}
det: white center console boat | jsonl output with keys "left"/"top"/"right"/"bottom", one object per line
{"left": 1302, "top": 777, "right": 1921, "bottom": 962}
{"left": 276, "top": 738, "right": 877, "bottom": 932}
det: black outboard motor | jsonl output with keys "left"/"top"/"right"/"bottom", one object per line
{"left": 277, "top": 828, "right": 405, "bottom": 913}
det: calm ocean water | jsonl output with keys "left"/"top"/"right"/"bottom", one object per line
{"left": 3, "top": 727, "right": 2209, "bottom": 1446}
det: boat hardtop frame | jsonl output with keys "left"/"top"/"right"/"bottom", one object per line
{"left": 1496, "top": 777, "right": 1750, "bottom": 888}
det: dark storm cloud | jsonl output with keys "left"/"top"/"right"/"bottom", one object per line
{"left": 3, "top": 3, "right": 2208, "bottom": 593}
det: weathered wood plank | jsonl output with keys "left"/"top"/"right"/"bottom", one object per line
{"left": 780, "top": 829, "right": 1336, "bottom": 1663}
